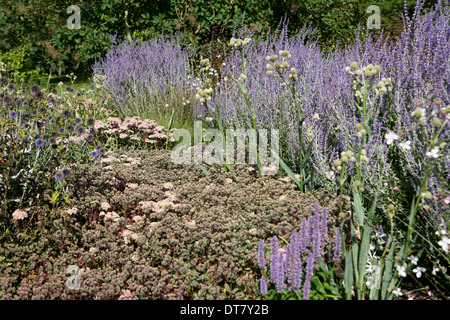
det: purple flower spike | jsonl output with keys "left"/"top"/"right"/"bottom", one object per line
{"left": 257, "top": 239, "right": 266, "bottom": 269}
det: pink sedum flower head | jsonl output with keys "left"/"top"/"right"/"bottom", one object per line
{"left": 12, "top": 209, "right": 28, "bottom": 220}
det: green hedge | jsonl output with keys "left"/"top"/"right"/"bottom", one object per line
{"left": 0, "top": 0, "right": 439, "bottom": 79}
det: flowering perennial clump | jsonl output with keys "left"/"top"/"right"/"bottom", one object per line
{"left": 257, "top": 204, "right": 342, "bottom": 300}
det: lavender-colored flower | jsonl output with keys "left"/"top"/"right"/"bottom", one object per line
{"left": 333, "top": 227, "right": 342, "bottom": 262}
{"left": 34, "top": 91, "right": 44, "bottom": 100}
{"left": 66, "top": 124, "right": 75, "bottom": 132}
{"left": 58, "top": 127, "right": 65, "bottom": 134}
{"left": 269, "top": 237, "right": 279, "bottom": 283}
{"left": 257, "top": 239, "right": 266, "bottom": 269}
{"left": 31, "top": 109, "right": 38, "bottom": 116}
{"left": 35, "top": 138, "right": 45, "bottom": 148}
{"left": 302, "top": 254, "right": 315, "bottom": 300}
{"left": 74, "top": 117, "right": 82, "bottom": 125}
{"left": 48, "top": 137, "right": 57, "bottom": 145}
{"left": 91, "top": 150, "right": 99, "bottom": 157}
{"left": 66, "top": 86, "right": 74, "bottom": 93}
{"left": 7, "top": 83, "right": 15, "bottom": 91}
{"left": 260, "top": 274, "right": 268, "bottom": 295}
{"left": 99, "top": 148, "right": 106, "bottom": 155}
{"left": 51, "top": 88, "right": 58, "bottom": 94}
{"left": 0, "top": 77, "right": 9, "bottom": 86}
{"left": 54, "top": 172, "right": 64, "bottom": 182}
{"left": 39, "top": 106, "right": 47, "bottom": 113}
{"left": 91, "top": 34, "right": 196, "bottom": 119}
{"left": 9, "top": 111, "right": 18, "bottom": 119}
{"left": 23, "top": 100, "right": 30, "bottom": 108}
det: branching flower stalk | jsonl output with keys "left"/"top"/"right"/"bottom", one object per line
{"left": 228, "top": 37, "right": 264, "bottom": 176}
{"left": 266, "top": 51, "right": 313, "bottom": 192}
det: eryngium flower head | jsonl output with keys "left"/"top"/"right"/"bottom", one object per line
{"left": 7, "top": 83, "right": 16, "bottom": 91}
{"left": 86, "top": 118, "right": 95, "bottom": 126}
{"left": 62, "top": 109, "right": 72, "bottom": 118}
{"left": 66, "top": 86, "right": 74, "bottom": 93}
{"left": 62, "top": 167, "right": 72, "bottom": 177}
{"left": 66, "top": 124, "right": 75, "bottom": 132}
{"left": 35, "top": 138, "right": 45, "bottom": 148}
{"left": 51, "top": 88, "right": 58, "bottom": 94}
{"left": 3, "top": 95, "right": 12, "bottom": 105}
{"left": 49, "top": 137, "right": 57, "bottom": 145}
{"left": 9, "top": 111, "right": 18, "bottom": 119}
{"left": 30, "top": 84, "right": 41, "bottom": 93}
{"left": 34, "top": 91, "right": 45, "bottom": 100}
{"left": 54, "top": 172, "right": 64, "bottom": 182}
{"left": 91, "top": 150, "right": 99, "bottom": 157}
{"left": 0, "top": 77, "right": 9, "bottom": 86}
{"left": 76, "top": 126, "right": 86, "bottom": 135}
{"left": 74, "top": 117, "right": 82, "bottom": 125}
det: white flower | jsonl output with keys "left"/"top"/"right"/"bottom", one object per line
{"left": 438, "top": 236, "right": 450, "bottom": 254}
{"left": 325, "top": 170, "right": 335, "bottom": 180}
{"left": 408, "top": 255, "right": 418, "bottom": 265}
{"left": 412, "top": 267, "right": 426, "bottom": 278}
{"left": 398, "top": 140, "right": 411, "bottom": 151}
{"left": 425, "top": 146, "right": 440, "bottom": 158}
{"left": 432, "top": 266, "right": 440, "bottom": 275}
{"left": 313, "top": 113, "right": 320, "bottom": 120}
{"left": 396, "top": 264, "right": 407, "bottom": 277}
{"left": 385, "top": 131, "right": 399, "bottom": 145}
{"left": 392, "top": 287, "right": 403, "bottom": 297}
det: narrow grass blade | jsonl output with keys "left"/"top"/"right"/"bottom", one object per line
{"left": 194, "top": 160, "right": 209, "bottom": 175}
{"left": 271, "top": 148, "right": 301, "bottom": 189}
{"left": 344, "top": 249, "right": 354, "bottom": 300}
{"left": 381, "top": 238, "right": 395, "bottom": 300}
{"left": 352, "top": 182, "right": 365, "bottom": 226}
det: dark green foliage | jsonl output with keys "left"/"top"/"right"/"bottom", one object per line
{"left": 1, "top": 0, "right": 430, "bottom": 79}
